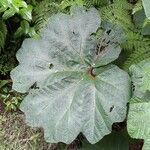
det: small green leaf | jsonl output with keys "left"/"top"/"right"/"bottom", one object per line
{"left": 11, "top": 3, "right": 19, "bottom": 12}
{"left": 21, "top": 20, "right": 30, "bottom": 34}
{"left": 15, "top": 20, "right": 38, "bottom": 38}
{"left": 2, "top": 7, "right": 16, "bottom": 19}
{"left": 15, "top": 27, "right": 24, "bottom": 38}
{"left": 19, "top": 5, "right": 33, "bottom": 21}
{"left": 0, "top": 0, "right": 12, "bottom": 7}
{"left": 17, "top": 1, "right": 27, "bottom": 8}
{"left": 0, "top": 80, "right": 9, "bottom": 89}
{"left": 28, "top": 27, "right": 39, "bottom": 38}
{"left": 0, "top": 7, "right": 7, "bottom": 13}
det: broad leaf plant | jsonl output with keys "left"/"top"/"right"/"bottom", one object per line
{"left": 11, "top": 6, "right": 131, "bottom": 144}
{"left": 128, "top": 59, "right": 150, "bottom": 149}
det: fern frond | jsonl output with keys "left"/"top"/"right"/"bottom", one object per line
{"left": 59, "top": 0, "right": 84, "bottom": 9}
{"left": 84, "top": 0, "right": 109, "bottom": 8}
{"left": 100, "top": 0, "right": 134, "bottom": 31}
{"left": 33, "top": 0, "right": 60, "bottom": 33}
{"left": 59, "top": 0, "right": 74, "bottom": 9}
{"left": 100, "top": 0, "right": 150, "bottom": 71}
{"left": 120, "top": 30, "right": 150, "bottom": 70}
{"left": 0, "top": 20, "right": 7, "bottom": 51}
{"left": 123, "top": 47, "right": 150, "bottom": 70}
{"left": 121, "top": 31, "right": 150, "bottom": 52}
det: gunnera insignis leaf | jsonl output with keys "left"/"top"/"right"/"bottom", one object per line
{"left": 11, "top": 6, "right": 131, "bottom": 144}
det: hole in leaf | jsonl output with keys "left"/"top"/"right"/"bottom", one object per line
{"left": 106, "top": 29, "right": 111, "bottom": 35}
{"left": 96, "top": 44, "right": 107, "bottom": 55}
{"left": 131, "top": 81, "right": 135, "bottom": 91}
{"left": 109, "top": 105, "right": 114, "bottom": 112}
{"left": 106, "top": 40, "right": 110, "bottom": 44}
{"left": 49, "top": 63, "right": 54, "bottom": 69}
{"left": 90, "top": 33, "right": 96, "bottom": 36}
{"left": 30, "top": 82, "right": 39, "bottom": 89}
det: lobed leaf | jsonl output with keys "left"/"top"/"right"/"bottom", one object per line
{"left": 11, "top": 6, "right": 130, "bottom": 144}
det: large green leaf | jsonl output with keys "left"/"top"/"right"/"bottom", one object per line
{"left": 142, "top": 0, "right": 150, "bottom": 19}
{"left": 127, "top": 98, "right": 150, "bottom": 150}
{"left": 11, "top": 6, "right": 130, "bottom": 144}
{"left": 81, "top": 131, "right": 129, "bottom": 150}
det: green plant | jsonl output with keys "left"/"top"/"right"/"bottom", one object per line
{"left": 132, "top": 0, "right": 150, "bottom": 35}
{"left": 0, "top": 80, "right": 9, "bottom": 89}
{"left": 133, "top": 5, "right": 145, "bottom": 30}
{"left": 59, "top": 0, "right": 84, "bottom": 9}
{"left": 100, "top": 0, "right": 133, "bottom": 31}
{"left": 0, "top": 0, "right": 37, "bottom": 43}
{"left": 15, "top": 20, "right": 38, "bottom": 38}
{"left": 84, "top": 0, "right": 109, "bottom": 8}
{"left": 0, "top": 80, "right": 22, "bottom": 112}
{"left": 127, "top": 59, "right": 150, "bottom": 149}
{"left": 98, "top": 0, "right": 150, "bottom": 71}
{"left": 1, "top": 93, "right": 22, "bottom": 111}
{"left": 11, "top": 6, "right": 131, "bottom": 144}
{"left": 33, "top": 0, "right": 61, "bottom": 33}
{"left": 0, "top": 0, "right": 32, "bottom": 20}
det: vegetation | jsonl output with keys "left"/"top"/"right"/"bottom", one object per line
{"left": 0, "top": 0, "right": 150, "bottom": 149}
